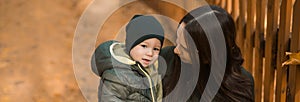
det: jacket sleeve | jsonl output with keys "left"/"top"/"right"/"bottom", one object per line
{"left": 100, "top": 78, "right": 129, "bottom": 102}
{"left": 99, "top": 70, "right": 130, "bottom": 102}
{"left": 99, "top": 69, "right": 152, "bottom": 102}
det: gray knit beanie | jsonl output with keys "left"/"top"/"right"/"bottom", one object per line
{"left": 125, "top": 15, "right": 164, "bottom": 54}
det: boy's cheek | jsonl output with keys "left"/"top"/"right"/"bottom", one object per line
{"left": 150, "top": 55, "right": 159, "bottom": 64}
{"left": 154, "top": 54, "right": 159, "bottom": 60}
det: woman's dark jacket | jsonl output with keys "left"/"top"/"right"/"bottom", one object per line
{"left": 159, "top": 46, "right": 254, "bottom": 102}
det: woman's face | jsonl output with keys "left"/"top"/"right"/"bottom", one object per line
{"left": 174, "top": 23, "right": 192, "bottom": 63}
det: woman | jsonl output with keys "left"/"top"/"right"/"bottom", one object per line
{"left": 160, "top": 5, "right": 254, "bottom": 101}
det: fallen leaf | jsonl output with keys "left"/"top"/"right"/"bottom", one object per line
{"left": 282, "top": 52, "right": 300, "bottom": 66}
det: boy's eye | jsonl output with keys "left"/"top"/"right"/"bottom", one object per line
{"left": 141, "top": 45, "right": 147, "bottom": 48}
{"left": 154, "top": 48, "right": 160, "bottom": 51}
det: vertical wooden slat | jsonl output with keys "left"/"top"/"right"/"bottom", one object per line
{"left": 216, "top": 0, "right": 221, "bottom": 7}
{"left": 254, "top": 0, "right": 265, "bottom": 101}
{"left": 275, "top": 0, "right": 293, "bottom": 101}
{"left": 221, "top": 0, "right": 226, "bottom": 9}
{"left": 224, "top": 0, "right": 227, "bottom": 10}
{"left": 183, "top": 0, "right": 202, "bottom": 12}
{"left": 206, "top": 0, "right": 211, "bottom": 5}
{"left": 227, "top": 0, "right": 232, "bottom": 14}
{"left": 236, "top": 0, "right": 246, "bottom": 58}
{"left": 296, "top": 69, "right": 300, "bottom": 102}
{"left": 264, "top": 0, "right": 280, "bottom": 101}
{"left": 210, "top": 0, "right": 215, "bottom": 5}
{"left": 212, "top": 0, "right": 216, "bottom": 5}
{"left": 244, "top": 0, "right": 255, "bottom": 73}
{"left": 206, "top": 0, "right": 210, "bottom": 4}
{"left": 288, "top": 0, "right": 300, "bottom": 101}
{"left": 231, "top": 0, "right": 239, "bottom": 21}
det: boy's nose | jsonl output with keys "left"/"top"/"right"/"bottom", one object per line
{"left": 146, "top": 49, "right": 154, "bottom": 56}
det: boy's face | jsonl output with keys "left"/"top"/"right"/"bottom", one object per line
{"left": 130, "top": 38, "right": 161, "bottom": 67}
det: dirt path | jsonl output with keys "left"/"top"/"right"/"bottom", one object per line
{"left": 0, "top": 0, "right": 91, "bottom": 101}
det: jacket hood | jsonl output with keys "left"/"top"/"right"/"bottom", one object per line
{"left": 91, "top": 40, "right": 137, "bottom": 76}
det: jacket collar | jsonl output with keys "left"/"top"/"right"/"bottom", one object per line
{"left": 110, "top": 42, "right": 136, "bottom": 65}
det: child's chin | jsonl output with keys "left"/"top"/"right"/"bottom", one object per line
{"left": 142, "top": 65, "right": 149, "bottom": 68}
{"left": 140, "top": 63, "right": 150, "bottom": 68}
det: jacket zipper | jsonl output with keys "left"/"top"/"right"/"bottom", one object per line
{"left": 137, "top": 64, "right": 155, "bottom": 102}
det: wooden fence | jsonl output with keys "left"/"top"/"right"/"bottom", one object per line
{"left": 206, "top": 0, "right": 300, "bottom": 101}
{"left": 99, "top": 0, "right": 300, "bottom": 101}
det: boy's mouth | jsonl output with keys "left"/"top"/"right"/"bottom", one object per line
{"left": 142, "top": 58, "right": 151, "bottom": 64}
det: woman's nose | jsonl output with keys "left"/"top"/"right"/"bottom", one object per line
{"left": 174, "top": 47, "right": 180, "bottom": 55}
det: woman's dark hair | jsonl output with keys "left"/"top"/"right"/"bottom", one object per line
{"left": 179, "top": 5, "right": 254, "bottom": 101}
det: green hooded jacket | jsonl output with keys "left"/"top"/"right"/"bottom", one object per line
{"left": 92, "top": 40, "right": 162, "bottom": 102}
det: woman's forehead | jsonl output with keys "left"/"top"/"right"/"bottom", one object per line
{"left": 176, "top": 23, "right": 188, "bottom": 48}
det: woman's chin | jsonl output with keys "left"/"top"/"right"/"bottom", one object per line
{"left": 181, "top": 58, "right": 192, "bottom": 64}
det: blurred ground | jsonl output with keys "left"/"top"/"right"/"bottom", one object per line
{"left": 0, "top": 0, "right": 91, "bottom": 101}
{"left": 0, "top": 0, "right": 203, "bottom": 101}
{"left": 0, "top": 1, "right": 178, "bottom": 102}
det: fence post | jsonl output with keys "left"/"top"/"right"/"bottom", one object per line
{"left": 236, "top": 0, "right": 246, "bottom": 60}
{"left": 275, "top": 0, "right": 293, "bottom": 101}
{"left": 221, "top": 0, "right": 226, "bottom": 9}
{"left": 231, "top": 0, "right": 239, "bottom": 21}
{"left": 227, "top": 0, "right": 232, "bottom": 14}
{"left": 288, "top": 0, "right": 300, "bottom": 101}
{"left": 264, "top": 0, "right": 280, "bottom": 101}
{"left": 216, "top": 0, "right": 221, "bottom": 7}
{"left": 244, "top": 0, "right": 255, "bottom": 73}
{"left": 254, "top": 0, "right": 266, "bottom": 101}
